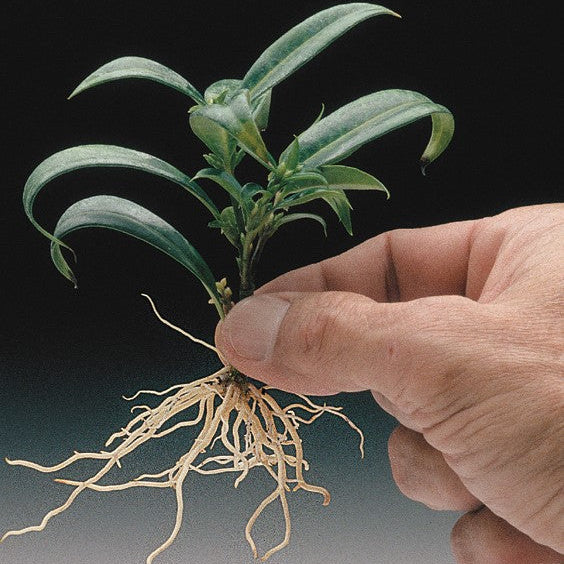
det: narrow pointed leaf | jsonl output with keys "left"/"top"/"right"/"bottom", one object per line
{"left": 320, "top": 164, "right": 389, "bottom": 197}
{"left": 279, "top": 165, "right": 388, "bottom": 198}
{"left": 284, "top": 89, "right": 453, "bottom": 168}
{"left": 68, "top": 56, "right": 205, "bottom": 104}
{"left": 274, "top": 212, "right": 327, "bottom": 236}
{"left": 278, "top": 187, "right": 337, "bottom": 208}
{"left": 278, "top": 186, "right": 353, "bottom": 234}
{"left": 279, "top": 170, "right": 328, "bottom": 196}
{"left": 243, "top": 3, "right": 399, "bottom": 99}
{"left": 190, "top": 90, "right": 274, "bottom": 168}
{"left": 23, "top": 145, "right": 220, "bottom": 246}
{"left": 50, "top": 195, "right": 222, "bottom": 313}
{"left": 322, "top": 191, "right": 353, "bottom": 235}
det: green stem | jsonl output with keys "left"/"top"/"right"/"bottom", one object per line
{"left": 239, "top": 256, "right": 255, "bottom": 301}
{"left": 238, "top": 231, "right": 257, "bottom": 301}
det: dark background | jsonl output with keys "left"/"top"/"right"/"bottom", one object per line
{"left": 1, "top": 2, "right": 561, "bottom": 563}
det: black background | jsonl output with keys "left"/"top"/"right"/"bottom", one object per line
{"left": 0, "top": 2, "right": 561, "bottom": 562}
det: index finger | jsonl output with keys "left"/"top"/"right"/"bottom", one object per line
{"left": 258, "top": 218, "right": 479, "bottom": 302}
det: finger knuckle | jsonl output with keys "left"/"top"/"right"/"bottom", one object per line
{"left": 281, "top": 293, "right": 359, "bottom": 375}
{"left": 292, "top": 297, "right": 344, "bottom": 364}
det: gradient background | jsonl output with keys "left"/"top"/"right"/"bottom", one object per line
{"left": 1, "top": 2, "right": 560, "bottom": 563}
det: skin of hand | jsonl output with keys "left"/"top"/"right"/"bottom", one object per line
{"left": 215, "top": 204, "right": 564, "bottom": 563}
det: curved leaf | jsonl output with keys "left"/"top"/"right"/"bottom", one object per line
{"left": 283, "top": 89, "right": 454, "bottom": 169}
{"left": 278, "top": 186, "right": 353, "bottom": 234}
{"left": 68, "top": 56, "right": 205, "bottom": 104}
{"left": 193, "top": 168, "right": 244, "bottom": 203}
{"left": 23, "top": 145, "right": 220, "bottom": 246}
{"left": 322, "top": 190, "right": 353, "bottom": 235}
{"left": 420, "top": 112, "right": 454, "bottom": 174}
{"left": 274, "top": 212, "right": 327, "bottom": 236}
{"left": 278, "top": 170, "right": 328, "bottom": 196}
{"left": 242, "top": 3, "right": 399, "bottom": 100}
{"left": 50, "top": 195, "right": 223, "bottom": 315}
{"left": 320, "top": 164, "right": 389, "bottom": 197}
{"left": 190, "top": 91, "right": 274, "bottom": 169}
{"left": 278, "top": 165, "right": 387, "bottom": 198}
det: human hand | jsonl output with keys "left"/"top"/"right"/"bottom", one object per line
{"left": 215, "top": 204, "right": 564, "bottom": 563}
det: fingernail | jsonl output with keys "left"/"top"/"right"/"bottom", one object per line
{"left": 218, "top": 295, "right": 290, "bottom": 361}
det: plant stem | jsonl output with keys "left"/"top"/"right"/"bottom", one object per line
{"left": 239, "top": 264, "right": 255, "bottom": 301}
{"left": 238, "top": 232, "right": 256, "bottom": 301}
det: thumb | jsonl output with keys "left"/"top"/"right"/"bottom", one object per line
{"left": 215, "top": 290, "right": 487, "bottom": 422}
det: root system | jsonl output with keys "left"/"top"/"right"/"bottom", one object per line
{"left": 2, "top": 295, "right": 364, "bottom": 562}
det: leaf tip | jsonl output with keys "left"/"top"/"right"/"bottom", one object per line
{"left": 65, "top": 261, "right": 79, "bottom": 288}
{"left": 420, "top": 158, "right": 430, "bottom": 176}
{"left": 67, "top": 86, "right": 81, "bottom": 100}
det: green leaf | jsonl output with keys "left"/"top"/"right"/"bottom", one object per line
{"left": 278, "top": 170, "right": 328, "bottom": 196}
{"left": 278, "top": 137, "right": 301, "bottom": 174}
{"left": 253, "top": 89, "right": 272, "bottom": 131}
{"left": 277, "top": 186, "right": 353, "bottom": 234}
{"left": 276, "top": 166, "right": 386, "bottom": 234}
{"left": 23, "top": 145, "right": 220, "bottom": 247}
{"left": 242, "top": 3, "right": 399, "bottom": 100}
{"left": 190, "top": 90, "right": 274, "bottom": 168}
{"left": 241, "top": 182, "right": 267, "bottom": 210}
{"left": 68, "top": 56, "right": 205, "bottom": 104}
{"left": 204, "top": 79, "right": 243, "bottom": 104}
{"left": 320, "top": 164, "right": 389, "bottom": 197}
{"left": 274, "top": 212, "right": 327, "bottom": 236}
{"left": 284, "top": 89, "right": 454, "bottom": 169}
{"left": 193, "top": 168, "right": 244, "bottom": 203}
{"left": 321, "top": 190, "right": 353, "bottom": 235}
{"left": 203, "top": 80, "right": 272, "bottom": 130}
{"left": 190, "top": 111, "right": 238, "bottom": 170}
{"left": 278, "top": 165, "right": 388, "bottom": 199}
{"left": 50, "top": 195, "right": 222, "bottom": 315}
{"left": 420, "top": 112, "right": 455, "bottom": 174}
{"left": 202, "top": 153, "right": 226, "bottom": 170}
{"left": 215, "top": 206, "right": 239, "bottom": 247}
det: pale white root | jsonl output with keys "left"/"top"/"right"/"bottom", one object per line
{"left": 2, "top": 295, "right": 364, "bottom": 563}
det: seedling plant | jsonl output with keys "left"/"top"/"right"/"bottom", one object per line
{"left": 3, "top": 4, "right": 453, "bottom": 562}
